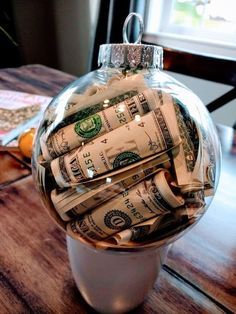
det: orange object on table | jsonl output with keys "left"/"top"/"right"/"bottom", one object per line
{"left": 18, "top": 128, "right": 36, "bottom": 159}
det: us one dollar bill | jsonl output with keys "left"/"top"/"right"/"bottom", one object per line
{"left": 166, "top": 191, "right": 205, "bottom": 236}
{"left": 178, "top": 125, "right": 204, "bottom": 194}
{"left": 201, "top": 127, "right": 217, "bottom": 196}
{"left": 50, "top": 101, "right": 181, "bottom": 188}
{"left": 51, "top": 153, "right": 171, "bottom": 221}
{"left": 174, "top": 120, "right": 216, "bottom": 197}
{"left": 35, "top": 70, "right": 213, "bottom": 248}
{"left": 40, "top": 89, "right": 162, "bottom": 160}
{"left": 65, "top": 74, "right": 148, "bottom": 117}
{"left": 109, "top": 216, "right": 164, "bottom": 245}
{"left": 66, "top": 169, "right": 184, "bottom": 241}
{"left": 184, "top": 190, "right": 205, "bottom": 219}
{"left": 172, "top": 100, "right": 200, "bottom": 187}
{"left": 42, "top": 74, "right": 148, "bottom": 140}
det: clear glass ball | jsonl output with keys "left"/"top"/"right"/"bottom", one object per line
{"left": 32, "top": 46, "right": 221, "bottom": 250}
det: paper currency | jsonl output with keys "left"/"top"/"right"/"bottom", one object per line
{"left": 109, "top": 216, "right": 164, "bottom": 245}
{"left": 42, "top": 74, "right": 148, "bottom": 139}
{"left": 66, "top": 74, "right": 147, "bottom": 116}
{"left": 40, "top": 89, "right": 138, "bottom": 155}
{"left": 172, "top": 100, "right": 199, "bottom": 186}
{"left": 67, "top": 169, "right": 184, "bottom": 241}
{"left": 83, "top": 84, "right": 107, "bottom": 96}
{"left": 41, "top": 89, "right": 162, "bottom": 160}
{"left": 168, "top": 191, "right": 205, "bottom": 232}
{"left": 51, "top": 154, "right": 171, "bottom": 221}
{"left": 175, "top": 120, "right": 216, "bottom": 196}
{"left": 184, "top": 190, "right": 205, "bottom": 219}
{"left": 179, "top": 126, "right": 204, "bottom": 193}
{"left": 201, "top": 128, "right": 217, "bottom": 196}
{"left": 35, "top": 69, "right": 213, "bottom": 248}
{"left": 51, "top": 103, "right": 181, "bottom": 188}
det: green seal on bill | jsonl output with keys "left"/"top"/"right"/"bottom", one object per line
{"left": 75, "top": 114, "right": 102, "bottom": 138}
{"left": 113, "top": 151, "right": 141, "bottom": 169}
{"left": 104, "top": 210, "right": 132, "bottom": 230}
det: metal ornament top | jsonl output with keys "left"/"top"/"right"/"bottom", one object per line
{"left": 98, "top": 13, "right": 163, "bottom": 69}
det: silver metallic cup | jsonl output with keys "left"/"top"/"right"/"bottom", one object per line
{"left": 67, "top": 235, "right": 168, "bottom": 313}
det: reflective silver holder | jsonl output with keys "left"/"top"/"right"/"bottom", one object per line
{"left": 98, "top": 12, "right": 163, "bottom": 69}
{"left": 122, "top": 12, "right": 143, "bottom": 44}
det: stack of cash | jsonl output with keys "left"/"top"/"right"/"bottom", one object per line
{"left": 35, "top": 73, "right": 216, "bottom": 248}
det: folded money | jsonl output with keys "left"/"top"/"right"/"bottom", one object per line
{"left": 67, "top": 74, "right": 148, "bottom": 116}
{"left": 51, "top": 154, "right": 171, "bottom": 221}
{"left": 31, "top": 32, "right": 221, "bottom": 254}
{"left": 50, "top": 103, "right": 181, "bottom": 188}
{"left": 109, "top": 216, "right": 164, "bottom": 245}
{"left": 35, "top": 73, "right": 217, "bottom": 248}
{"left": 201, "top": 127, "right": 217, "bottom": 197}
{"left": 184, "top": 190, "right": 205, "bottom": 219}
{"left": 41, "top": 74, "right": 148, "bottom": 142}
{"left": 67, "top": 169, "right": 184, "bottom": 242}
{"left": 172, "top": 101, "right": 199, "bottom": 186}
{"left": 40, "top": 88, "right": 164, "bottom": 160}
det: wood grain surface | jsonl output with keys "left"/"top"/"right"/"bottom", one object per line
{"left": 0, "top": 152, "right": 30, "bottom": 188}
{"left": 0, "top": 177, "right": 226, "bottom": 314}
{"left": 0, "top": 64, "right": 75, "bottom": 96}
{"left": 166, "top": 126, "right": 236, "bottom": 313}
{"left": 0, "top": 65, "right": 235, "bottom": 313}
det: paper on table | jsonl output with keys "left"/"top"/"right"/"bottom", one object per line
{"left": 0, "top": 90, "right": 52, "bottom": 145}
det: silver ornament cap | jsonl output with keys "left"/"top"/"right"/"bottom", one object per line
{"left": 98, "top": 13, "right": 163, "bottom": 69}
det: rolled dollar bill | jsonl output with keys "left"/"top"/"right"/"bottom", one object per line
{"left": 83, "top": 84, "right": 107, "bottom": 96}
{"left": 51, "top": 103, "right": 181, "bottom": 188}
{"left": 172, "top": 101, "right": 199, "bottom": 186}
{"left": 201, "top": 129, "right": 217, "bottom": 197}
{"left": 43, "top": 74, "right": 148, "bottom": 139}
{"left": 173, "top": 190, "right": 205, "bottom": 220}
{"left": 109, "top": 216, "right": 164, "bottom": 245}
{"left": 40, "top": 89, "right": 161, "bottom": 160}
{"left": 51, "top": 154, "right": 171, "bottom": 221}
{"left": 107, "top": 214, "right": 176, "bottom": 245}
{"left": 41, "top": 89, "right": 138, "bottom": 151}
{"left": 65, "top": 74, "right": 148, "bottom": 117}
{"left": 179, "top": 135, "right": 204, "bottom": 193}
{"left": 67, "top": 169, "right": 184, "bottom": 242}
{"left": 174, "top": 124, "right": 210, "bottom": 194}
{"left": 185, "top": 190, "right": 205, "bottom": 218}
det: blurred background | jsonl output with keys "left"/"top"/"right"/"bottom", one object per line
{"left": 1, "top": 0, "right": 236, "bottom": 126}
{"left": 0, "top": 0, "right": 100, "bottom": 75}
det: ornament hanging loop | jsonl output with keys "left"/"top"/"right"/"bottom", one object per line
{"left": 122, "top": 12, "right": 144, "bottom": 44}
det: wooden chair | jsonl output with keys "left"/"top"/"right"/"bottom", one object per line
{"left": 143, "top": 36, "right": 236, "bottom": 114}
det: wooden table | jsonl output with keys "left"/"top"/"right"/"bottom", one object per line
{"left": 0, "top": 65, "right": 235, "bottom": 313}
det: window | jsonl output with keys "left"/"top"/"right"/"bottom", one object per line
{"left": 144, "top": 0, "right": 236, "bottom": 58}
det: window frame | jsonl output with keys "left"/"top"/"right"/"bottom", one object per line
{"left": 144, "top": 0, "right": 236, "bottom": 59}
